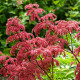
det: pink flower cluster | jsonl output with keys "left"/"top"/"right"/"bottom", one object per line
{"left": 25, "top": 3, "right": 45, "bottom": 22}
{"left": 33, "top": 20, "right": 80, "bottom": 37}
{"left": 6, "top": 17, "right": 25, "bottom": 35}
{"left": 6, "top": 31, "right": 34, "bottom": 43}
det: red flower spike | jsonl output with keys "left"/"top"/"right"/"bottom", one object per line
{"left": 40, "top": 13, "right": 57, "bottom": 22}
{"left": 29, "top": 8, "right": 45, "bottom": 22}
{"left": 66, "top": 21, "right": 79, "bottom": 33}
{"left": 55, "top": 20, "right": 67, "bottom": 24}
{"left": 25, "top": 45, "right": 65, "bottom": 60}
{"left": 75, "top": 32, "right": 80, "bottom": 41}
{"left": 0, "top": 55, "right": 9, "bottom": 65}
{"left": 57, "top": 38, "right": 69, "bottom": 49}
{"left": 54, "top": 20, "right": 68, "bottom": 36}
{"left": 25, "top": 3, "right": 39, "bottom": 10}
{"left": 46, "top": 45, "right": 65, "bottom": 57}
{"left": 45, "top": 30, "right": 58, "bottom": 45}
{"left": 6, "top": 31, "right": 34, "bottom": 43}
{"left": 0, "top": 56, "right": 16, "bottom": 77}
{"left": 26, "top": 37, "right": 48, "bottom": 48}
{"left": 32, "top": 21, "right": 55, "bottom": 36}
{"left": 70, "top": 62, "right": 75, "bottom": 66}
{"left": 10, "top": 41, "right": 32, "bottom": 56}
{"left": 73, "top": 46, "right": 80, "bottom": 57}
{"left": 25, "top": 4, "right": 45, "bottom": 22}
{"left": 6, "top": 17, "right": 25, "bottom": 35}
{"left": 54, "top": 20, "right": 80, "bottom": 36}
{"left": 10, "top": 37, "right": 48, "bottom": 57}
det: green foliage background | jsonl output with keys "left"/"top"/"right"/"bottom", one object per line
{"left": 0, "top": 0, "right": 80, "bottom": 79}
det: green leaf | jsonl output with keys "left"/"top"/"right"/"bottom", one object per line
{"left": 66, "top": 71, "right": 74, "bottom": 77}
{"left": 0, "top": 15, "right": 6, "bottom": 23}
{"left": 9, "top": 11, "right": 16, "bottom": 14}
{"left": 3, "top": 48, "right": 11, "bottom": 56}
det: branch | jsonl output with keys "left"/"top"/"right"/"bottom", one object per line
{"left": 52, "top": 58, "right": 53, "bottom": 80}
{"left": 66, "top": 33, "right": 80, "bottom": 63}
{"left": 70, "top": 33, "right": 73, "bottom": 53}
{"left": 35, "top": 60, "right": 52, "bottom": 80}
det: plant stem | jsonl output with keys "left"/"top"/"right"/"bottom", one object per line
{"left": 66, "top": 33, "right": 80, "bottom": 63}
{"left": 66, "top": 34, "right": 68, "bottom": 42}
{"left": 52, "top": 58, "right": 53, "bottom": 80}
{"left": 70, "top": 33, "right": 73, "bottom": 53}
{"left": 39, "top": 56, "right": 44, "bottom": 69}
{"left": 35, "top": 60, "right": 52, "bottom": 80}
{"left": 39, "top": 56, "right": 50, "bottom": 72}
{"left": 67, "top": 46, "right": 80, "bottom": 63}
{"left": 70, "top": 33, "right": 80, "bottom": 63}
{"left": 75, "top": 56, "right": 80, "bottom": 63}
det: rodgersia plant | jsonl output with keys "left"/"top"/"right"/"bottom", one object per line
{"left": 0, "top": 3, "right": 80, "bottom": 80}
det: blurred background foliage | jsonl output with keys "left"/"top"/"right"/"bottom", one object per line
{"left": 0, "top": 0, "right": 80, "bottom": 79}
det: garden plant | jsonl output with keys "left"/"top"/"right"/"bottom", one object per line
{"left": 0, "top": 3, "right": 80, "bottom": 80}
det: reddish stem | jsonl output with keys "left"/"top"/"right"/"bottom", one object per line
{"left": 66, "top": 34, "right": 80, "bottom": 63}
{"left": 52, "top": 58, "right": 53, "bottom": 80}
{"left": 35, "top": 60, "right": 52, "bottom": 80}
